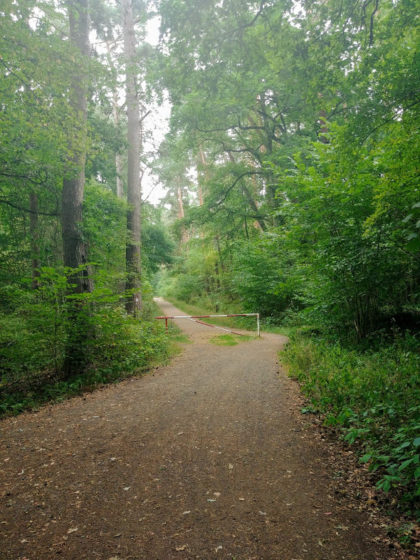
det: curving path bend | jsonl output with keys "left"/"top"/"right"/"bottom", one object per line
{"left": 0, "top": 299, "right": 396, "bottom": 559}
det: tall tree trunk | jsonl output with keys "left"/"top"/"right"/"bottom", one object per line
{"left": 105, "top": 40, "right": 124, "bottom": 199}
{"left": 62, "top": 0, "right": 90, "bottom": 292}
{"left": 177, "top": 182, "right": 189, "bottom": 244}
{"left": 114, "top": 99, "right": 125, "bottom": 199}
{"left": 29, "top": 192, "right": 40, "bottom": 290}
{"left": 177, "top": 185, "right": 185, "bottom": 219}
{"left": 62, "top": 0, "right": 91, "bottom": 378}
{"left": 121, "top": 0, "right": 142, "bottom": 315}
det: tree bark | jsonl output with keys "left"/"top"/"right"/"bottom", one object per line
{"left": 121, "top": 0, "right": 142, "bottom": 315}
{"left": 176, "top": 182, "right": 189, "bottom": 244}
{"left": 114, "top": 109, "right": 124, "bottom": 199}
{"left": 62, "top": 0, "right": 91, "bottom": 293}
{"left": 177, "top": 185, "right": 185, "bottom": 219}
{"left": 105, "top": 40, "right": 124, "bottom": 199}
{"left": 62, "top": 0, "right": 91, "bottom": 378}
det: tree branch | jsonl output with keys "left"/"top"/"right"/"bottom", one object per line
{"left": 0, "top": 198, "right": 59, "bottom": 216}
{"left": 214, "top": 170, "right": 265, "bottom": 207}
{"left": 0, "top": 172, "right": 42, "bottom": 186}
{"left": 228, "top": 0, "right": 267, "bottom": 36}
{"left": 0, "top": 59, "right": 32, "bottom": 89}
{"left": 361, "top": 99, "right": 420, "bottom": 144}
{"left": 139, "top": 109, "right": 151, "bottom": 123}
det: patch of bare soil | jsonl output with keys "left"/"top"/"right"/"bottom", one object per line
{"left": 0, "top": 299, "right": 413, "bottom": 559}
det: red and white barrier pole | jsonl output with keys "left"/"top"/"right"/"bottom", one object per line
{"left": 155, "top": 313, "right": 261, "bottom": 337}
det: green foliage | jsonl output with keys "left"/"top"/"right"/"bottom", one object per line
{"left": 83, "top": 181, "right": 127, "bottom": 264}
{"left": 283, "top": 334, "right": 420, "bottom": 516}
{"left": 274, "top": 118, "right": 420, "bottom": 340}
{"left": 0, "top": 272, "right": 171, "bottom": 416}
{"left": 0, "top": 268, "right": 68, "bottom": 384}
{"left": 156, "top": 0, "right": 420, "bottom": 341}
{"left": 0, "top": 1, "right": 178, "bottom": 415}
{"left": 158, "top": 241, "right": 219, "bottom": 303}
{"left": 142, "top": 208, "right": 175, "bottom": 276}
{"left": 87, "top": 305, "right": 169, "bottom": 374}
{"left": 229, "top": 237, "right": 301, "bottom": 317}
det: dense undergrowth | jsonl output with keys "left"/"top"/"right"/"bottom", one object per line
{"left": 283, "top": 334, "right": 420, "bottom": 520}
{"left": 0, "top": 281, "right": 181, "bottom": 416}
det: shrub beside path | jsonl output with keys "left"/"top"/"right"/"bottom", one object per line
{"left": 0, "top": 299, "right": 406, "bottom": 559}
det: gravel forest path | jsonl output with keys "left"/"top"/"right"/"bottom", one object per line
{"left": 0, "top": 299, "right": 396, "bottom": 559}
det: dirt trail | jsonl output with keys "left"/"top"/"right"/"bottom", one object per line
{"left": 0, "top": 299, "right": 396, "bottom": 559}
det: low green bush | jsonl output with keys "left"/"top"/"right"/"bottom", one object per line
{"left": 87, "top": 305, "right": 170, "bottom": 375}
{"left": 0, "top": 305, "right": 170, "bottom": 416}
{"left": 282, "top": 334, "right": 420, "bottom": 518}
{"left": 0, "top": 269, "right": 172, "bottom": 416}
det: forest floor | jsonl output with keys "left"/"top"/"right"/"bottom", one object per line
{"left": 0, "top": 299, "right": 413, "bottom": 560}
